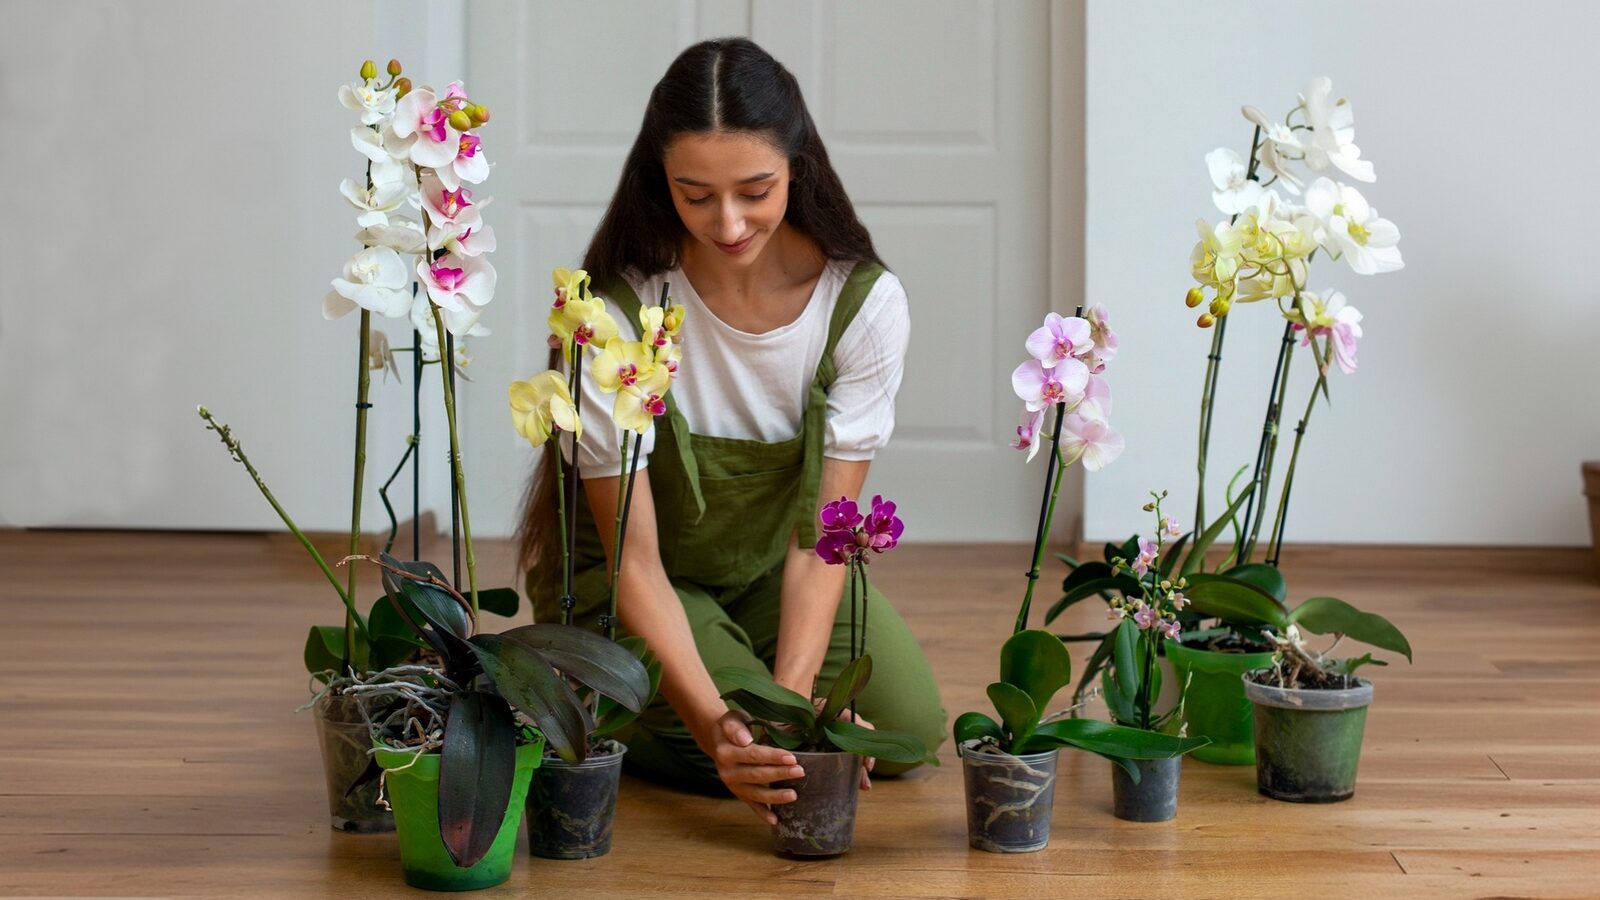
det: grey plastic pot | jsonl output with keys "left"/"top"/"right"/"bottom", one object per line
{"left": 770, "top": 750, "right": 861, "bottom": 857}
{"left": 1244, "top": 672, "right": 1373, "bottom": 803}
{"left": 313, "top": 691, "right": 393, "bottom": 833}
{"left": 1110, "top": 756, "right": 1182, "bottom": 822}
{"left": 526, "top": 741, "right": 626, "bottom": 859}
{"left": 958, "top": 741, "right": 1059, "bottom": 853}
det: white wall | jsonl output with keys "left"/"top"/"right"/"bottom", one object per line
{"left": 1084, "top": 0, "right": 1600, "bottom": 546}
{"left": 0, "top": 1, "right": 463, "bottom": 533}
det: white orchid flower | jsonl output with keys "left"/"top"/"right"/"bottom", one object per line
{"left": 356, "top": 218, "right": 426, "bottom": 254}
{"left": 1242, "top": 105, "right": 1306, "bottom": 194}
{"left": 1060, "top": 414, "right": 1124, "bottom": 472}
{"left": 1300, "top": 77, "right": 1375, "bottom": 183}
{"left": 350, "top": 127, "right": 409, "bottom": 187}
{"left": 338, "top": 78, "right": 396, "bottom": 126}
{"left": 339, "top": 178, "right": 408, "bottom": 228}
{"left": 388, "top": 86, "right": 461, "bottom": 169}
{"left": 435, "top": 132, "right": 491, "bottom": 191}
{"left": 1206, "top": 147, "right": 1265, "bottom": 214}
{"left": 326, "top": 246, "right": 412, "bottom": 319}
{"left": 417, "top": 252, "right": 496, "bottom": 336}
{"left": 411, "top": 292, "right": 484, "bottom": 373}
{"left": 1303, "top": 178, "right": 1403, "bottom": 275}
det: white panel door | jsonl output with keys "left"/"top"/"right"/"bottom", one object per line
{"left": 466, "top": 0, "right": 1057, "bottom": 543}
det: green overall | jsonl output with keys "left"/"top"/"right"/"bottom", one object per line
{"left": 530, "top": 262, "right": 947, "bottom": 791}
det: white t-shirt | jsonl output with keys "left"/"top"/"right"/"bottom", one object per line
{"left": 562, "top": 260, "right": 910, "bottom": 477}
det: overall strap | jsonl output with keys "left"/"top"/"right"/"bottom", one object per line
{"left": 795, "top": 261, "right": 885, "bottom": 548}
{"left": 596, "top": 275, "right": 707, "bottom": 523}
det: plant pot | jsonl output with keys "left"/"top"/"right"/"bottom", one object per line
{"left": 770, "top": 750, "right": 860, "bottom": 857}
{"left": 375, "top": 736, "right": 544, "bottom": 891}
{"left": 313, "top": 691, "right": 393, "bottom": 833}
{"left": 525, "top": 740, "right": 627, "bottom": 860}
{"left": 1110, "top": 756, "right": 1182, "bottom": 822}
{"left": 1583, "top": 462, "right": 1600, "bottom": 583}
{"left": 958, "top": 741, "right": 1058, "bottom": 853}
{"left": 1243, "top": 671, "right": 1372, "bottom": 803}
{"left": 1166, "top": 640, "right": 1278, "bottom": 766}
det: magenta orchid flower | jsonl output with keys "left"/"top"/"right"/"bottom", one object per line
{"left": 819, "top": 496, "right": 862, "bottom": 533}
{"left": 815, "top": 495, "right": 903, "bottom": 564}
{"left": 389, "top": 86, "right": 461, "bottom": 169}
{"left": 1025, "top": 312, "right": 1094, "bottom": 369}
{"left": 864, "top": 495, "right": 904, "bottom": 552}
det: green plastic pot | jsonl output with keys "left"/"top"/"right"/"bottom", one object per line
{"left": 375, "top": 735, "right": 545, "bottom": 892}
{"left": 1243, "top": 671, "right": 1371, "bottom": 803}
{"left": 1167, "top": 640, "right": 1277, "bottom": 765}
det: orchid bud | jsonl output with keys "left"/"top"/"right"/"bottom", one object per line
{"left": 1197, "top": 312, "right": 1216, "bottom": 328}
{"left": 1185, "top": 286, "right": 1204, "bottom": 308}
{"left": 360, "top": 59, "right": 377, "bottom": 81}
{"left": 1209, "top": 297, "right": 1231, "bottom": 317}
{"left": 387, "top": 58, "right": 403, "bottom": 76}
{"left": 855, "top": 531, "right": 871, "bottom": 549}
{"left": 448, "top": 110, "right": 473, "bottom": 132}
{"left": 394, "top": 77, "right": 412, "bottom": 98}
{"left": 1159, "top": 580, "right": 1172, "bottom": 591}
{"left": 1142, "top": 502, "right": 1155, "bottom": 512}
{"left": 469, "top": 104, "right": 489, "bottom": 124}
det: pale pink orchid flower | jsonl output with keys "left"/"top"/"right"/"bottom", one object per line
{"left": 1086, "top": 305, "right": 1119, "bottom": 364}
{"left": 1130, "top": 537, "right": 1158, "bottom": 576}
{"left": 1108, "top": 606, "right": 1128, "bottom": 621}
{"left": 1161, "top": 516, "right": 1182, "bottom": 538}
{"left": 1133, "top": 606, "right": 1160, "bottom": 630}
{"left": 1059, "top": 414, "right": 1124, "bottom": 472}
{"left": 1171, "top": 592, "right": 1189, "bottom": 611}
{"left": 1011, "top": 407, "right": 1046, "bottom": 462}
{"left": 1158, "top": 619, "right": 1181, "bottom": 640}
{"left": 389, "top": 86, "right": 461, "bottom": 169}
{"left": 1076, "top": 374, "right": 1112, "bottom": 422}
{"left": 1012, "top": 358, "right": 1088, "bottom": 412}
{"left": 1025, "top": 312, "right": 1094, "bottom": 369}
{"left": 417, "top": 252, "right": 497, "bottom": 336}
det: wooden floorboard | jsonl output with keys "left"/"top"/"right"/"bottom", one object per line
{"left": 1, "top": 530, "right": 1597, "bottom": 898}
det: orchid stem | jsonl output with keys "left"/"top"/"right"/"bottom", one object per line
{"left": 1242, "top": 322, "right": 1297, "bottom": 563}
{"left": 607, "top": 431, "right": 639, "bottom": 641}
{"left": 1267, "top": 340, "right": 1329, "bottom": 565}
{"left": 1015, "top": 402, "right": 1067, "bottom": 634}
{"left": 344, "top": 310, "right": 372, "bottom": 668}
{"left": 431, "top": 307, "right": 478, "bottom": 616}
{"left": 562, "top": 341, "right": 582, "bottom": 625}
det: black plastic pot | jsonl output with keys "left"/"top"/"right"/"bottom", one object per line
{"left": 958, "top": 741, "right": 1059, "bottom": 852}
{"left": 1244, "top": 671, "right": 1372, "bottom": 803}
{"left": 313, "top": 691, "right": 393, "bottom": 833}
{"left": 1110, "top": 756, "right": 1181, "bottom": 822}
{"left": 771, "top": 750, "right": 860, "bottom": 857}
{"left": 526, "top": 740, "right": 627, "bottom": 859}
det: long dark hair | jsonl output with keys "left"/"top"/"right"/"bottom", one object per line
{"left": 515, "top": 37, "right": 883, "bottom": 587}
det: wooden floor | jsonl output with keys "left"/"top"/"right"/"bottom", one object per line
{"left": 3, "top": 530, "right": 1598, "bottom": 898}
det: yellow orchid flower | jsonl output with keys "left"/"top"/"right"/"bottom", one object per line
{"left": 508, "top": 370, "right": 580, "bottom": 446}
{"left": 548, "top": 295, "right": 619, "bottom": 352}
{"left": 662, "top": 303, "right": 684, "bottom": 339}
{"left": 613, "top": 364, "right": 671, "bottom": 434}
{"left": 551, "top": 267, "right": 590, "bottom": 310}
{"left": 589, "top": 339, "right": 658, "bottom": 394}
{"left": 1191, "top": 218, "right": 1242, "bottom": 288}
{"left": 638, "top": 305, "right": 668, "bottom": 349}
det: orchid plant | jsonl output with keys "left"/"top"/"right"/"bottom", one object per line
{"left": 713, "top": 497, "right": 935, "bottom": 766}
{"left": 1048, "top": 78, "right": 1411, "bottom": 692}
{"left": 955, "top": 311, "right": 1206, "bottom": 777}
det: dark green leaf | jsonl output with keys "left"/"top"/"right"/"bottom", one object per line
{"left": 1181, "top": 482, "right": 1256, "bottom": 576}
{"left": 1111, "top": 618, "right": 1139, "bottom": 704}
{"left": 1221, "top": 563, "right": 1288, "bottom": 602}
{"left": 1118, "top": 535, "right": 1141, "bottom": 561}
{"left": 1071, "top": 631, "right": 1116, "bottom": 707}
{"left": 1290, "top": 597, "right": 1412, "bottom": 662}
{"left": 722, "top": 688, "right": 815, "bottom": 730}
{"left": 1024, "top": 718, "right": 1210, "bottom": 758}
{"left": 1000, "top": 629, "right": 1072, "bottom": 712}
{"left": 594, "top": 640, "right": 662, "bottom": 738}
{"left": 1101, "top": 667, "right": 1137, "bottom": 725}
{"left": 986, "top": 681, "right": 1038, "bottom": 749}
{"left": 953, "top": 711, "right": 1004, "bottom": 745}
{"left": 342, "top": 756, "right": 383, "bottom": 799}
{"left": 1184, "top": 573, "right": 1290, "bottom": 629}
{"left": 1053, "top": 552, "right": 1083, "bottom": 569}
{"left": 468, "top": 633, "right": 592, "bottom": 762}
{"left": 380, "top": 569, "right": 473, "bottom": 667}
{"left": 304, "top": 625, "right": 356, "bottom": 677}
{"left": 1060, "top": 561, "right": 1115, "bottom": 595}
{"left": 1044, "top": 576, "right": 1143, "bottom": 623}
{"left": 498, "top": 623, "right": 651, "bottom": 713}
{"left": 761, "top": 723, "right": 805, "bottom": 750}
{"left": 1158, "top": 532, "right": 1191, "bottom": 578}
{"left": 821, "top": 656, "right": 873, "bottom": 725}
{"left": 1330, "top": 653, "right": 1388, "bottom": 675}
{"left": 1055, "top": 631, "right": 1111, "bottom": 642}
{"left": 823, "top": 719, "right": 937, "bottom": 766}
{"left": 438, "top": 691, "right": 517, "bottom": 868}
{"left": 712, "top": 667, "right": 813, "bottom": 712}
{"left": 476, "top": 587, "right": 520, "bottom": 618}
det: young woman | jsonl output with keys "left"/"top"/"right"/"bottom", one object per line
{"left": 516, "top": 37, "right": 945, "bottom": 826}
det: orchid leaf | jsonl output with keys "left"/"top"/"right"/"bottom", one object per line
{"left": 468, "top": 633, "right": 591, "bottom": 762}
{"left": 498, "top": 623, "right": 651, "bottom": 713}
{"left": 1158, "top": 532, "right": 1191, "bottom": 578}
{"left": 438, "top": 690, "right": 517, "bottom": 868}
{"left": 1110, "top": 618, "right": 1140, "bottom": 704}
{"left": 823, "top": 719, "right": 937, "bottom": 766}
{"left": 986, "top": 681, "right": 1039, "bottom": 750}
{"left": 953, "top": 711, "right": 1004, "bottom": 745}
{"left": 999, "top": 629, "right": 1072, "bottom": 713}
{"left": 1071, "top": 631, "right": 1116, "bottom": 706}
{"left": 1185, "top": 573, "right": 1290, "bottom": 629}
{"left": 1221, "top": 563, "right": 1288, "bottom": 603}
{"left": 1022, "top": 718, "right": 1210, "bottom": 758}
{"left": 1181, "top": 482, "right": 1256, "bottom": 576}
{"left": 304, "top": 625, "right": 362, "bottom": 677}
{"left": 476, "top": 587, "right": 520, "bottom": 618}
{"left": 1290, "top": 596, "right": 1412, "bottom": 662}
{"left": 821, "top": 656, "right": 873, "bottom": 726}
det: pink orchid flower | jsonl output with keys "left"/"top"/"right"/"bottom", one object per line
{"left": 390, "top": 87, "right": 461, "bottom": 169}
{"left": 1133, "top": 606, "right": 1160, "bottom": 630}
{"left": 1060, "top": 414, "right": 1124, "bottom": 472}
{"left": 417, "top": 252, "right": 497, "bottom": 335}
{"left": 1025, "top": 312, "right": 1094, "bottom": 368}
{"left": 1158, "top": 619, "right": 1181, "bottom": 640}
{"left": 1011, "top": 407, "right": 1046, "bottom": 462}
{"left": 1130, "top": 537, "right": 1158, "bottom": 576}
{"left": 1012, "top": 358, "right": 1088, "bottom": 412}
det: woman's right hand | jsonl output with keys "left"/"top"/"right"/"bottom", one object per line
{"left": 706, "top": 709, "right": 806, "bottom": 825}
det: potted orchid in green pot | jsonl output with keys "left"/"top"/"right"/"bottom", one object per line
{"left": 714, "top": 495, "right": 936, "bottom": 858}
{"left": 343, "top": 553, "right": 650, "bottom": 890}
{"left": 507, "top": 267, "right": 675, "bottom": 860}
{"left": 954, "top": 310, "right": 1206, "bottom": 850}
